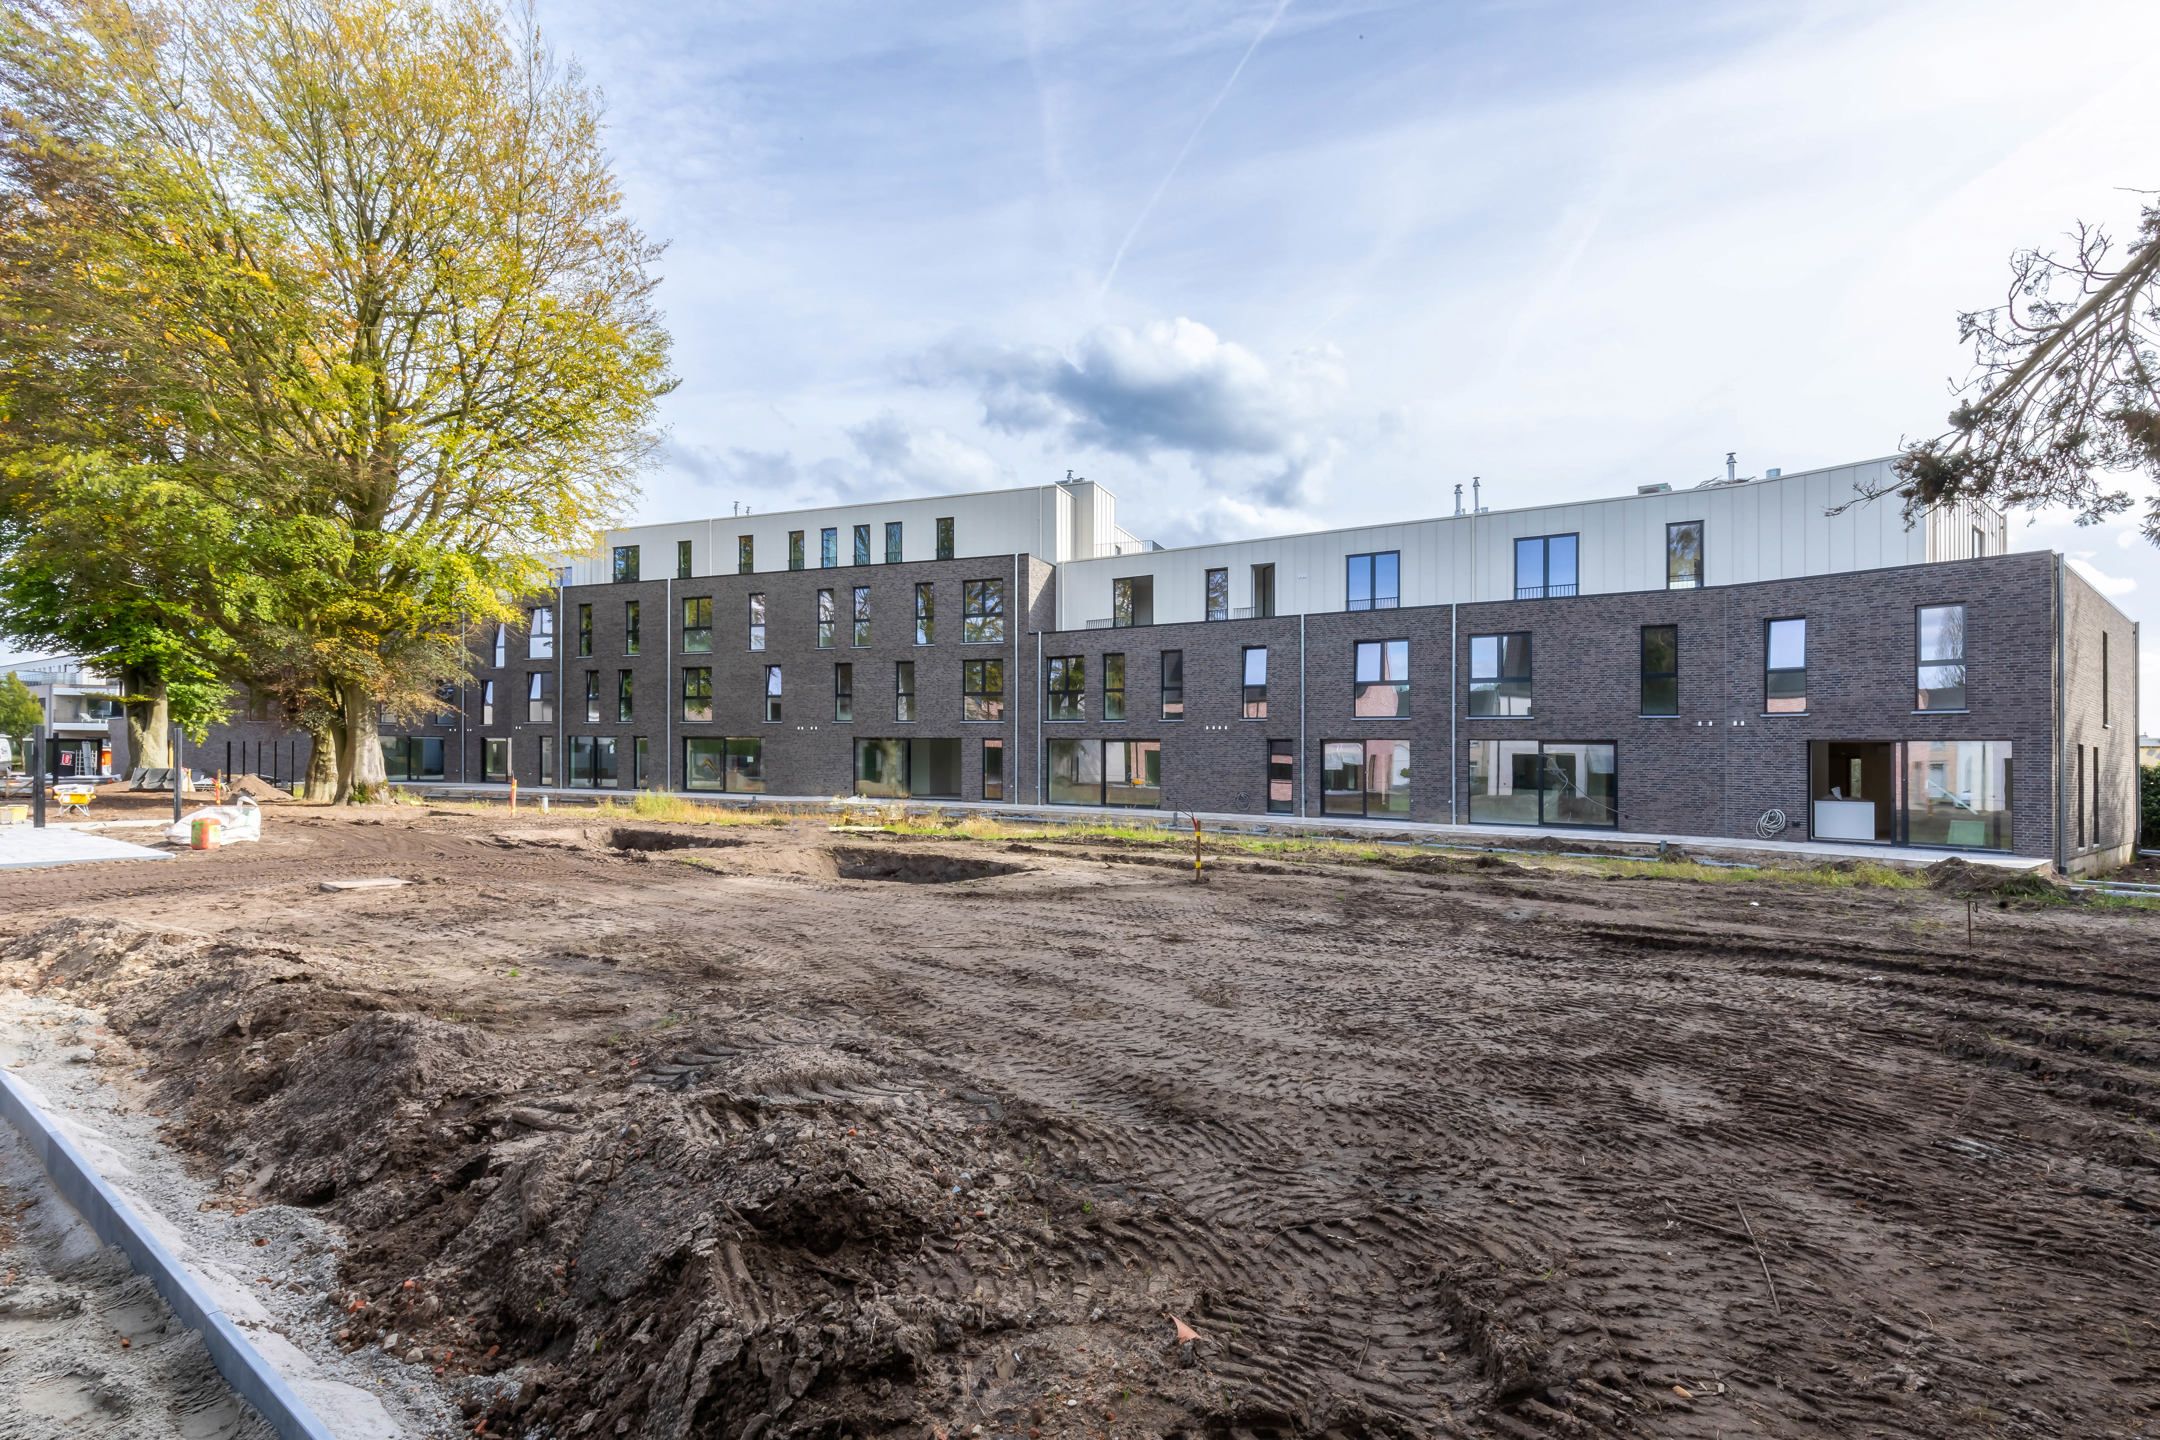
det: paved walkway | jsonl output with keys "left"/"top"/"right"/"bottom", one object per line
{"left": 0, "top": 826, "right": 172, "bottom": 871}
{"left": 412, "top": 783, "right": 2046, "bottom": 871}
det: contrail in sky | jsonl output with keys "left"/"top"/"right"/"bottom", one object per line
{"left": 1096, "top": 0, "right": 1293, "bottom": 302}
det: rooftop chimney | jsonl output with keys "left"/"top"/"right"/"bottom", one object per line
{"left": 1725, "top": 451, "right": 1737, "bottom": 483}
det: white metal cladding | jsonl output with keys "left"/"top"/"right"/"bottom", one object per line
{"left": 562, "top": 480, "right": 1131, "bottom": 584}
{"left": 1053, "top": 457, "right": 2001, "bottom": 628}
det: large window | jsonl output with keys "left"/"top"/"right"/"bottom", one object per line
{"left": 1354, "top": 639, "right": 1410, "bottom": 717}
{"left": 624, "top": 600, "right": 640, "bottom": 655}
{"left": 1468, "top": 633, "right": 1531, "bottom": 716}
{"left": 1347, "top": 551, "right": 1399, "bottom": 611}
{"left": 1916, "top": 604, "right": 1966, "bottom": 711}
{"left": 1206, "top": 568, "right": 1229, "bottom": 621}
{"left": 528, "top": 606, "right": 554, "bottom": 659}
{"left": 963, "top": 659, "right": 1004, "bottom": 721}
{"left": 1047, "top": 739, "right": 1161, "bottom": 808}
{"left": 788, "top": 530, "right": 805, "bottom": 570}
{"left": 1513, "top": 534, "right": 1577, "bottom": 599}
{"left": 483, "top": 736, "right": 509, "bottom": 783}
{"left": 821, "top": 526, "right": 838, "bottom": 567}
{"left": 676, "top": 539, "right": 692, "bottom": 579}
{"left": 613, "top": 545, "right": 640, "bottom": 583}
{"left": 1103, "top": 653, "right": 1126, "bottom": 720}
{"left": 885, "top": 521, "right": 903, "bottom": 564}
{"left": 1667, "top": 521, "right": 1703, "bottom": 589}
{"left": 1046, "top": 655, "right": 1085, "bottom": 721}
{"left": 1321, "top": 740, "right": 1410, "bottom": 817}
{"left": 577, "top": 603, "right": 593, "bottom": 657}
{"left": 895, "top": 661, "right": 916, "bottom": 722}
{"left": 1242, "top": 646, "right": 1268, "bottom": 719}
{"left": 763, "top": 665, "right": 783, "bottom": 722}
{"left": 1112, "top": 575, "right": 1153, "bottom": 628}
{"left": 834, "top": 663, "right": 854, "bottom": 722}
{"left": 817, "top": 588, "right": 835, "bottom": 648}
{"left": 936, "top": 516, "right": 954, "bottom": 560}
{"left": 1268, "top": 740, "right": 1294, "bottom": 814}
{"left": 738, "top": 535, "right": 754, "bottom": 575}
{"left": 1765, "top": 617, "right": 1806, "bottom": 714}
{"left": 568, "top": 735, "right": 618, "bottom": 788}
{"left": 963, "top": 579, "right": 1006, "bottom": 642}
{"left": 1904, "top": 739, "right": 2012, "bottom": 850}
{"left": 526, "top": 672, "right": 553, "bottom": 723}
{"left": 853, "top": 523, "right": 871, "bottom": 567}
{"left": 747, "top": 592, "right": 767, "bottom": 651}
{"left": 618, "top": 671, "right": 634, "bottom": 723}
{"left": 982, "top": 738, "right": 1004, "bottom": 801}
{"left": 853, "top": 737, "right": 961, "bottom": 799}
{"left": 914, "top": 582, "right": 935, "bottom": 644}
{"left": 1468, "top": 740, "right": 1617, "bottom": 828}
{"left": 1161, "top": 650, "right": 1184, "bottom": 719}
{"left": 1641, "top": 625, "right": 1678, "bottom": 716}
{"left": 684, "top": 736, "right": 764, "bottom": 793}
{"left": 379, "top": 736, "right": 446, "bottom": 782}
{"left": 852, "top": 585, "right": 871, "bottom": 646}
{"left": 682, "top": 596, "right": 712, "bottom": 653}
{"left": 681, "top": 666, "right": 712, "bottom": 723}
{"left": 583, "top": 669, "right": 601, "bottom": 724}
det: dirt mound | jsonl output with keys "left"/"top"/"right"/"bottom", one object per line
{"left": 224, "top": 773, "right": 296, "bottom": 802}
{"left": 1923, "top": 856, "right": 2077, "bottom": 905}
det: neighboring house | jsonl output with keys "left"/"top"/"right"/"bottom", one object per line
{"left": 177, "top": 458, "right": 2139, "bottom": 874}
{"left": 0, "top": 656, "right": 121, "bottom": 777}
{"left": 2140, "top": 735, "right": 2160, "bottom": 769}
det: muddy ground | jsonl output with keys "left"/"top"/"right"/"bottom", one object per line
{"left": 0, "top": 806, "right": 2155, "bottom": 1440}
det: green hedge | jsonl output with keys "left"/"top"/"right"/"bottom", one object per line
{"left": 2143, "top": 765, "right": 2160, "bottom": 848}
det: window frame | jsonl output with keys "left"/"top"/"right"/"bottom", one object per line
{"left": 1665, "top": 520, "right": 1704, "bottom": 590}
{"left": 788, "top": 530, "right": 805, "bottom": 570}
{"left": 1045, "top": 654, "right": 1086, "bottom": 722}
{"left": 1346, "top": 551, "right": 1400, "bottom": 611}
{"left": 1914, "top": 604, "right": 1967, "bottom": 713}
{"left": 747, "top": 592, "right": 767, "bottom": 651}
{"left": 526, "top": 671, "right": 552, "bottom": 723}
{"left": 763, "top": 664, "right": 783, "bottom": 723}
{"left": 834, "top": 662, "right": 853, "bottom": 723}
{"left": 737, "top": 535, "right": 754, "bottom": 575}
{"left": 1512, "top": 533, "right": 1579, "bottom": 600}
{"left": 1241, "top": 645, "right": 1268, "bottom": 719}
{"left": 962, "top": 579, "right": 1006, "bottom": 644}
{"left": 1467, "top": 739, "right": 1620, "bottom": 829}
{"left": 820, "top": 527, "right": 838, "bottom": 568}
{"left": 1764, "top": 616, "right": 1807, "bottom": 715}
{"left": 962, "top": 658, "right": 1005, "bottom": 722}
{"left": 1353, "top": 639, "right": 1411, "bottom": 718}
{"left": 1320, "top": 738, "right": 1413, "bottom": 818}
{"left": 981, "top": 738, "right": 1005, "bottom": 801}
{"left": 1467, "top": 632, "right": 1532, "bottom": 717}
{"left": 480, "top": 678, "right": 496, "bottom": 727}
{"left": 1640, "top": 624, "right": 1678, "bottom": 718}
{"left": 528, "top": 605, "right": 555, "bottom": 659}
{"left": 1103, "top": 652, "right": 1126, "bottom": 721}
{"left": 617, "top": 669, "right": 634, "bottom": 723}
{"left": 1046, "top": 737, "right": 1163, "bottom": 809}
{"left": 576, "top": 602, "right": 593, "bottom": 657}
{"left": 676, "top": 539, "right": 691, "bottom": 580}
{"left": 613, "top": 545, "right": 641, "bottom": 584}
{"left": 853, "top": 523, "right": 871, "bottom": 567}
{"left": 885, "top": 521, "right": 903, "bottom": 564}
{"left": 894, "top": 660, "right": 917, "bottom": 722}
{"left": 681, "top": 596, "right": 712, "bottom": 653}
{"left": 817, "top": 588, "right": 835, "bottom": 648}
{"left": 914, "top": 581, "right": 935, "bottom": 645}
{"left": 1112, "top": 575, "right": 1153, "bottom": 628}
{"left": 936, "top": 516, "right": 954, "bottom": 560}
{"left": 583, "top": 668, "right": 601, "bottom": 724}
{"left": 680, "top": 666, "right": 712, "bottom": 723}
{"left": 1205, "top": 567, "right": 1230, "bottom": 621}
{"left": 624, "top": 600, "right": 641, "bottom": 655}
{"left": 1160, "top": 649, "right": 1185, "bottom": 720}
{"left": 851, "top": 585, "right": 872, "bottom": 647}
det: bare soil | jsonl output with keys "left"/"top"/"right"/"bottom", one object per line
{"left": 0, "top": 806, "right": 2156, "bottom": 1439}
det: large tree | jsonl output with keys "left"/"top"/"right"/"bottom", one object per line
{"left": 0, "top": 0, "right": 673, "bottom": 799}
{"left": 1888, "top": 197, "right": 2160, "bottom": 534}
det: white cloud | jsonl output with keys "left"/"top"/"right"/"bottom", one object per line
{"left": 2068, "top": 553, "right": 2138, "bottom": 598}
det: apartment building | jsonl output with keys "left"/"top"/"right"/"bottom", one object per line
{"left": 199, "top": 460, "right": 2140, "bottom": 874}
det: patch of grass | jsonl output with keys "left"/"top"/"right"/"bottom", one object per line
{"left": 589, "top": 791, "right": 787, "bottom": 827}
{"left": 1530, "top": 856, "right": 1928, "bottom": 890}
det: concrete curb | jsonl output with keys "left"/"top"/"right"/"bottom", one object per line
{"left": 0, "top": 1065, "right": 338, "bottom": 1440}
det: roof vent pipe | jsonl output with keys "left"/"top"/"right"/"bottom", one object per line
{"left": 1725, "top": 451, "right": 1737, "bottom": 483}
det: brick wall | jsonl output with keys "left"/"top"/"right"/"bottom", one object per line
{"left": 2062, "top": 561, "right": 2140, "bottom": 874}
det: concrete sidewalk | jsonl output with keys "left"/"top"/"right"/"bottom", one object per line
{"left": 0, "top": 825, "right": 172, "bottom": 871}
{"left": 409, "top": 782, "right": 2046, "bottom": 871}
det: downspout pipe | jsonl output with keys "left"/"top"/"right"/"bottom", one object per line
{"left": 665, "top": 576, "right": 675, "bottom": 793}
{"left": 2055, "top": 553, "right": 2066, "bottom": 875}
{"left": 1297, "top": 611, "right": 1308, "bottom": 818}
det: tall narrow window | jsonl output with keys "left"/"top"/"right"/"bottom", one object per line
{"left": 681, "top": 596, "right": 712, "bottom": 653}
{"left": 1251, "top": 563, "right": 1276, "bottom": 618}
{"left": 1468, "top": 633, "right": 1532, "bottom": 716}
{"left": 536, "top": 735, "right": 555, "bottom": 786}
{"left": 1354, "top": 640, "right": 1411, "bottom": 717}
{"left": 914, "top": 582, "right": 935, "bottom": 644}
{"left": 982, "top": 738, "right": 1005, "bottom": 801}
{"left": 681, "top": 666, "right": 712, "bottom": 722}
{"left": 481, "top": 679, "right": 496, "bottom": 726}
{"left": 1513, "top": 535, "right": 1578, "bottom": 599}
{"left": 624, "top": 600, "right": 641, "bottom": 655}
{"left": 834, "top": 663, "right": 854, "bottom": 722}
{"left": 895, "top": 661, "right": 916, "bottom": 722}
{"left": 676, "top": 539, "right": 691, "bottom": 579}
{"left": 584, "top": 670, "right": 601, "bottom": 724}
{"left": 1046, "top": 655, "right": 1085, "bottom": 721}
{"left": 2076, "top": 744, "right": 2086, "bottom": 847}
{"left": 528, "top": 606, "right": 555, "bottom": 659}
{"left": 1346, "top": 552, "right": 1400, "bottom": 611}
{"left": 614, "top": 545, "right": 641, "bottom": 583}
{"left": 789, "top": 530, "right": 805, "bottom": 570}
{"left": 1765, "top": 617, "right": 1807, "bottom": 713}
{"left": 1242, "top": 646, "right": 1268, "bottom": 719}
{"left": 963, "top": 659, "right": 1004, "bottom": 721}
{"left": 1915, "top": 605, "right": 1966, "bottom": 711}
{"left": 817, "top": 588, "right": 835, "bottom": 648}
{"left": 1161, "top": 650, "right": 1184, "bottom": 719}
{"left": 492, "top": 624, "right": 506, "bottom": 668}
{"left": 936, "top": 517, "right": 954, "bottom": 560}
{"left": 738, "top": 535, "right": 754, "bottom": 574}
{"left": 1112, "top": 576, "right": 1153, "bottom": 627}
{"left": 1641, "top": 626, "right": 1678, "bottom": 716}
{"left": 1206, "top": 568, "right": 1230, "bottom": 621}
{"left": 852, "top": 524, "right": 871, "bottom": 567}
{"left": 763, "top": 665, "right": 783, "bottom": 722}
{"left": 1103, "top": 653, "right": 1126, "bottom": 721}
{"left": 618, "top": 670, "right": 634, "bottom": 723}
{"left": 821, "top": 527, "right": 838, "bottom": 567}
{"left": 852, "top": 585, "right": 871, "bottom": 646}
{"left": 2102, "top": 631, "right": 2111, "bottom": 726}
{"left": 1667, "top": 521, "right": 1703, "bottom": 589}
{"left": 962, "top": 579, "right": 1006, "bottom": 643}
{"left": 577, "top": 603, "right": 593, "bottom": 657}
{"left": 527, "top": 672, "right": 553, "bottom": 722}
{"left": 885, "top": 521, "right": 903, "bottom": 564}
{"left": 747, "top": 593, "right": 767, "bottom": 651}
{"left": 1267, "top": 740, "right": 1295, "bottom": 814}
{"left": 1972, "top": 526, "right": 1985, "bottom": 558}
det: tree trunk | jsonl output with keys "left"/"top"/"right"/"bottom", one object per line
{"left": 335, "top": 679, "right": 387, "bottom": 802}
{"left": 120, "top": 664, "right": 169, "bottom": 771}
{"left": 300, "top": 720, "right": 339, "bottom": 802}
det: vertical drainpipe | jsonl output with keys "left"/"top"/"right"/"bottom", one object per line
{"left": 555, "top": 575, "right": 565, "bottom": 790}
{"left": 664, "top": 576, "right": 675, "bottom": 793}
{"left": 1034, "top": 627, "right": 1044, "bottom": 805}
{"left": 1012, "top": 551, "right": 1022, "bottom": 808}
{"left": 1297, "top": 611, "right": 1307, "bottom": 818}
{"left": 2054, "top": 554, "right": 2067, "bottom": 874}
{"left": 1448, "top": 602, "right": 1458, "bottom": 824}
